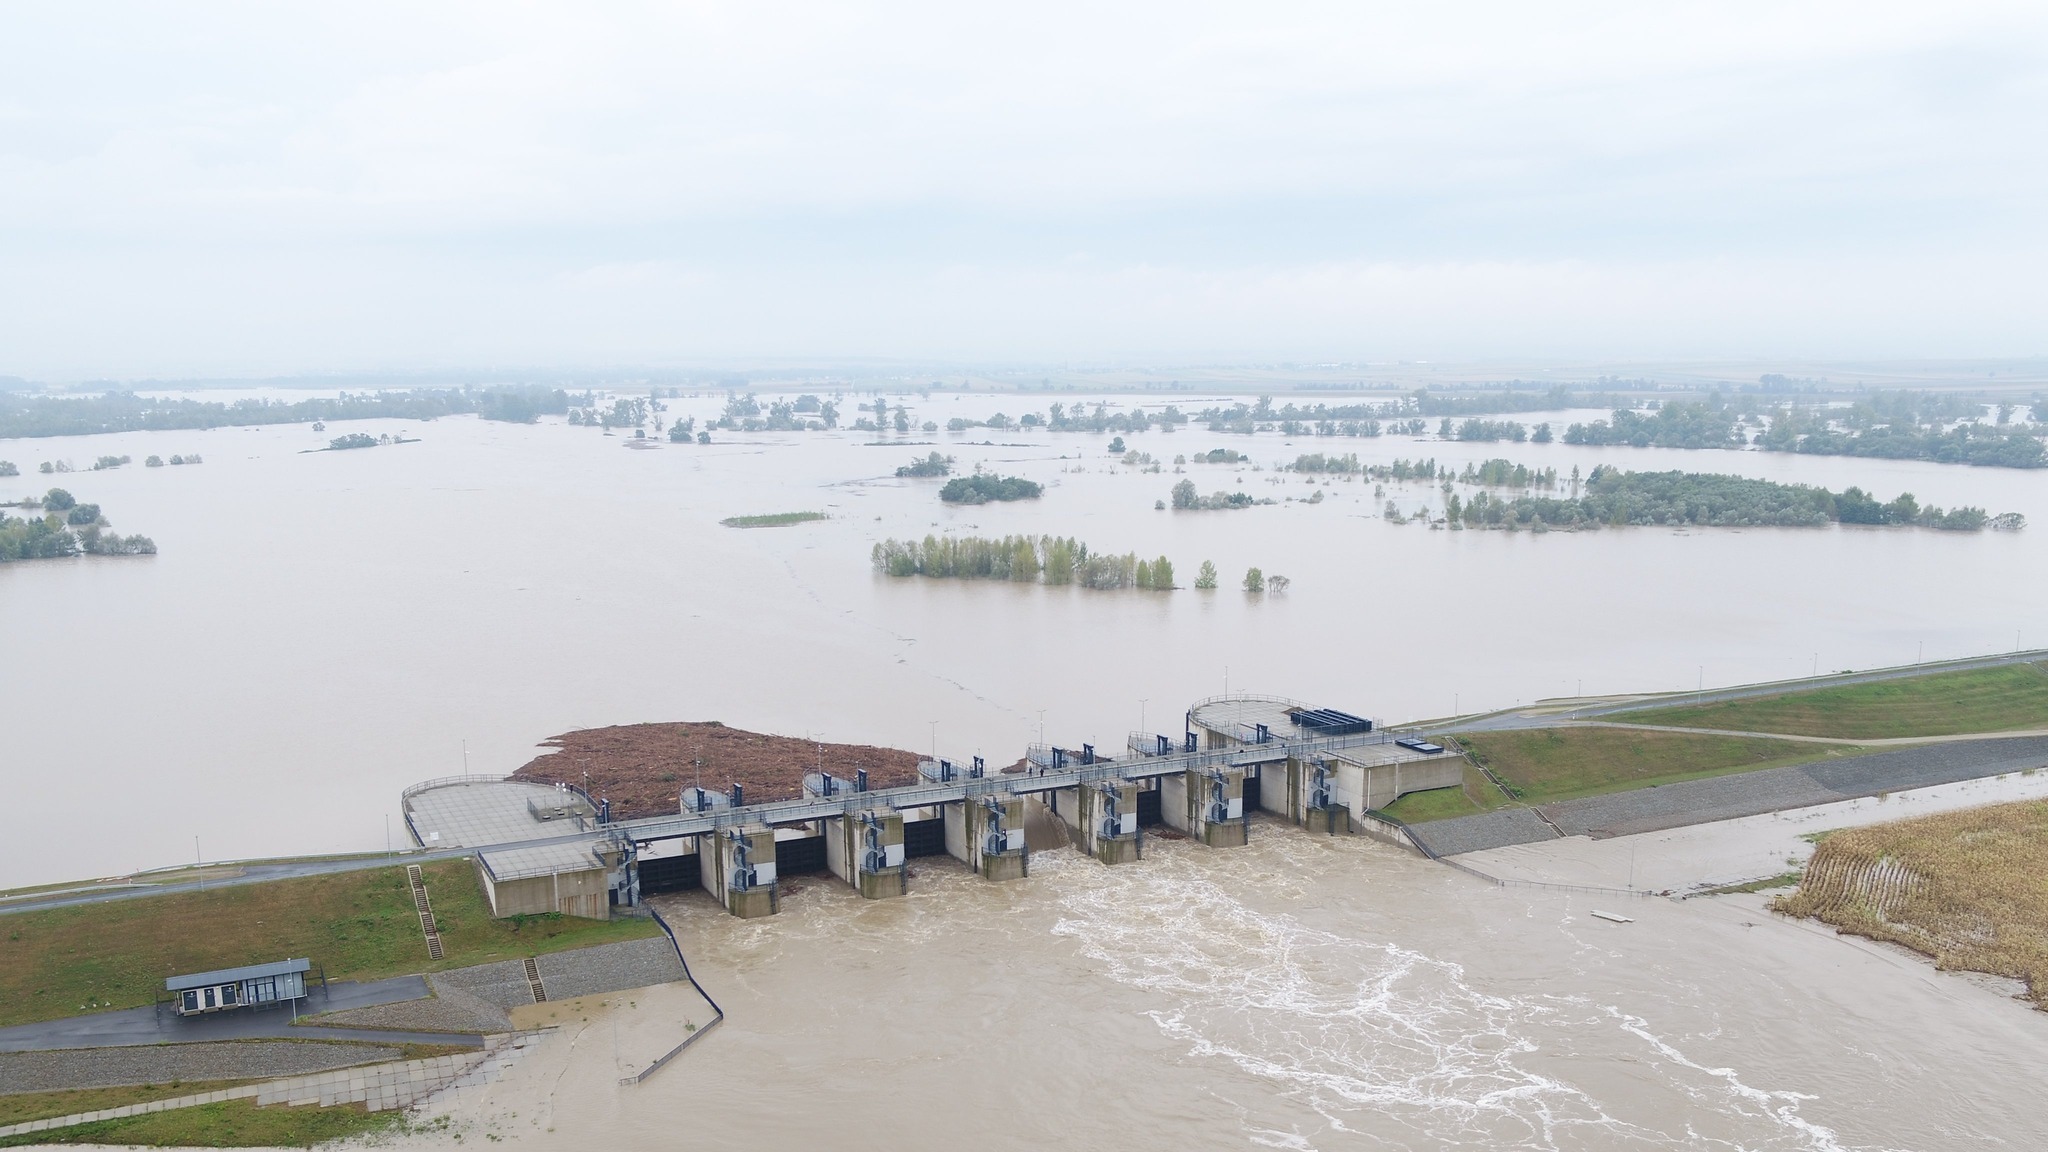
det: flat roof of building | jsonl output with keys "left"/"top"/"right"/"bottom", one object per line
{"left": 166, "top": 958, "right": 309, "bottom": 992}
{"left": 1190, "top": 696, "right": 1306, "bottom": 741}
{"left": 1328, "top": 743, "right": 1447, "bottom": 770}
{"left": 405, "top": 778, "right": 593, "bottom": 848}
{"left": 478, "top": 841, "right": 607, "bottom": 883}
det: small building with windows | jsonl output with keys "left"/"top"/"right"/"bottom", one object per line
{"left": 165, "top": 958, "right": 311, "bottom": 1016}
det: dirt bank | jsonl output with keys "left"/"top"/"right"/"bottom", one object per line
{"left": 509, "top": 722, "right": 923, "bottom": 820}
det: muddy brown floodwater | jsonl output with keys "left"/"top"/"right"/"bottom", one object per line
{"left": 411, "top": 814, "right": 2048, "bottom": 1151}
{"left": 5, "top": 397, "right": 2044, "bottom": 887}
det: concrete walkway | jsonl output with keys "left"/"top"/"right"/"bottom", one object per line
{"left": 1555, "top": 720, "right": 2048, "bottom": 747}
{"left": 0, "top": 1034, "right": 539, "bottom": 1141}
{"left": 0, "top": 976, "right": 479, "bottom": 1053}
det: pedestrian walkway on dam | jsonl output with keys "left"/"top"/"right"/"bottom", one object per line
{"left": 1409, "top": 735, "right": 2048, "bottom": 856}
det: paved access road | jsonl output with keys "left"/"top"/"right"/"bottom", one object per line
{"left": 1434, "top": 648, "right": 2048, "bottom": 735}
{"left": 0, "top": 976, "right": 480, "bottom": 1053}
{"left": 1407, "top": 734, "right": 2048, "bottom": 857}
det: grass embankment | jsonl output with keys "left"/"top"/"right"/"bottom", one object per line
{"left": 1376, "top": 762, "right": 1509, "bottom": 824}
{"left": 0, "top": 1098, "right": 407, "bottom": 1148}
{"left": 1456, "top": 728, "right": 1843, "bottom": 806}
{"left": 1631, "top": 661, "right": 2048, "bottom": 739}
{"left": 0, "top": 859, "right": 657, "bottom": 1029}
{"left": 1775, "top": 799, "right": 2048, "bottom": 1008}
{"left": 0, "top": 1083, "right": 252, "bottom": 1126}
{"left": 720, "top": 511, "right": 826, "bottom": 528}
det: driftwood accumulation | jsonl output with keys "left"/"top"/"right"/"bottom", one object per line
{"left": 510, "top": 721, "right": 923, "bottom": 821}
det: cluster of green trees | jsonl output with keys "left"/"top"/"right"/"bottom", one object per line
{"left": 1461, "top": 459, "right": 1558, "bottom": 488}
{"left": 946, "top": 411, "right": 1044, "bottom": 432}
{"left": 0, "top": 461, "right": 16, "bottom": 476}
{"left": 1438, "top": 418, "right": 1530, "bottom": 442}
{"left": 1829, "top": 489, "right": 1998, "bottom": 529}
{"left": 851, "top": 397, "right": 915, "bottom": 434}
{"left": 703, "top": 392, "right": 842, "bottom": 432}
{"left": 1194, "top": 448, "right": 1247, "bottom": 464}
{"left": 939, "top": 473, "right": 1042, "bottom": 503}
{"left": 1195, "top": 386, "right": 1591, "bottom": 431}
{"left": 1199, "top": 396, "right": 1423, "bottom": 436}
{"left": 1290, "top": 452, "right": 1361, "bottom": 473}
{"left": 896, "top": 452, "right": 954, "bottom": 477}
{"left": 0, "top": 386, "right": 575, "bottom": 438}
{"left": 871, "top": 534, "right": 1175, "bottom": 589}
{"left": 1760, "top": 413, "right": 2043, "bottom": 468}
{"left": 1366, "top": 458, "right": 1438, "bottom": 482}
{"left": 0, "top": 488, "right": 155, "bottom": 562}
{"left": 1439, "top": 468, "right": 2020, "bottom": 532}
{"left": 1169, "top": 480, "right": 1261, "bottom": 509}
{"left": 328, "top": 433, "right": 382, "bottom": 450}
{"left": 1035, "top": 402, "right": 1185, "bottom": 435}
{"left": 571, "top": 396, "right": 650, "bottom": 428}
{"left": 1564, "top": 403, "right": 1742, "bottom": 449}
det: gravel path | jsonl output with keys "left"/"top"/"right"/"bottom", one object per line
{"left": 305, "top": 979, "right": 513, "bottom": 1035}
{"left": 0, "top": 1041, "right": 397, "bottom": 1094}
{"left": 534, "top": 937, "right": 684, "bottom": 1001}
{"left": 429, "top": 938, "right": 684, "bottom": 1012}
{"left": 1407, "top": 808, "right": 1559, "bottom": 856}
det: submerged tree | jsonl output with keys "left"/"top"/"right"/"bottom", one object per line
{"left": 1242, "top": 566, "right": 1265, "bottom": 593}
{"left": 1194, "top": 560, "right": 1218, "bottom": 590}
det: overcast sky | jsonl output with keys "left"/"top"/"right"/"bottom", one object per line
{"left": 2, "top": 1, "right": 2045, "bottom": 377}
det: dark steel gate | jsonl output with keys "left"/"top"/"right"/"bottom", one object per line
{"left": 1136, "top": 787, "right": 1163, "bottom": 827}
{"left": 903, "top": 817, "right": 947, "bottom": 858}
{"left": 637, "top": 852, "right": 701, "bottom": 894}
{"left": 777, "top": 835, "right": 829, "bottom": 874}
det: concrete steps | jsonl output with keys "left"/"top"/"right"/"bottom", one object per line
{"left": 406, "top": 865, "right": 445, "bottom": 961}
{"left": 522, "top": 957, "right": 547, "bottom": 1003}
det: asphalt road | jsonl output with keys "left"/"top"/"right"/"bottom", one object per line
{"left": 1434, "top": 648, "right": 2048, "bottom": 735}
{"left": 1407, "top": 734, "right": 2048, "bottom": 857}
{"left": 0, "top": 975, "right": 484, "bottom": 1053}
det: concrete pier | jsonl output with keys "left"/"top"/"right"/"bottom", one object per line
{"left": 945, "top": 796, "right": 1028, "bottom": 880}
{"left": 1070, "top": 781, "right": 1143, "bottom": 864}
{"left": 702, "top": 827, "right": 778, "bottom": 918}
{"left": 825, "top": 810, "right": 907, "bottom": 899}
{"left": 1160, "top": 766, "right": 1250, "bottom": 847}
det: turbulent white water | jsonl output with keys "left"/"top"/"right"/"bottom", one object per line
{"left": 1041, "top": 843, "right": 1896, "bottom": 1151}
{"left": 406, "top": 828, "right": 2048, "bottom": 1151}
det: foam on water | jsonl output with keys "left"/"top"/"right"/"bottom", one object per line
{"left": 1042, "top": 845, "right": 1891, "bottom": 1151}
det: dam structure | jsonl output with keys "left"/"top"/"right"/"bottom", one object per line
{"left": 401, "top": 695, "right": 1459, "bottom": 920}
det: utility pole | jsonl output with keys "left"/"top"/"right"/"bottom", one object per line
{"left": 1139, "top": 699, "right": 1148, "bottom": 735}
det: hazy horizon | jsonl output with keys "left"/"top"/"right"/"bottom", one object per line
{"left": 4, "top": 2, "right": 2046, "bottom": 376}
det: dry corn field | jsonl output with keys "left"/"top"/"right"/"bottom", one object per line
{"left": 1775, "top": 798, "right": 2048, "bottom": 1009}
